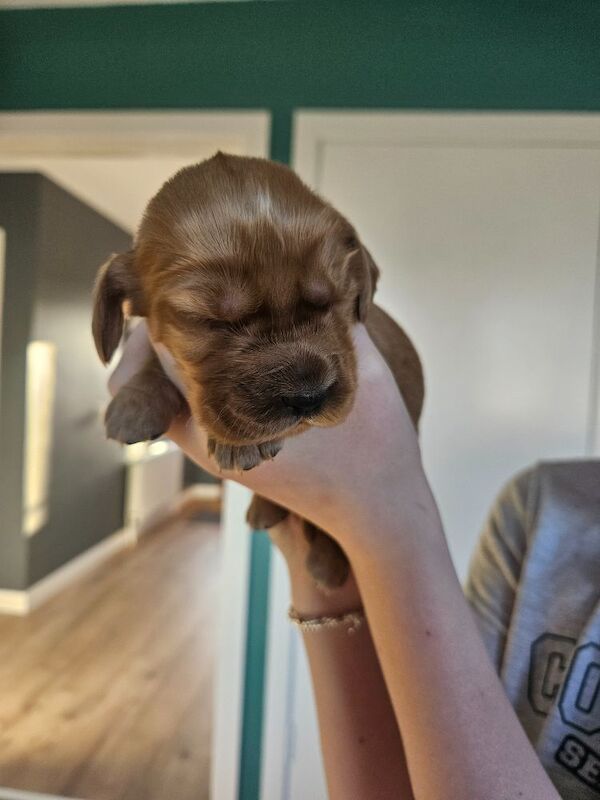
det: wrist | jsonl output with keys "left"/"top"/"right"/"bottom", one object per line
{"left": 341, "top": 468, "right": 446, "bottom": 563}
{"left": 288, "top": 568, "right": 362, "bottom": 619}
{"left": 268, "top": 513, "right": 363, "bottom": 617}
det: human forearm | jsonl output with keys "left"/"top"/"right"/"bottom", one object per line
{"left": 288, "top": 568, "right": 414, "bottom": 800}
{"left": 110, "top": 323, "right": 556, "bottom": 798}
{"left": 347, "top": 475, "right": 560, "bottom": 800}
{"left": 302, "top": 621, "right": 414, "bottom": 800}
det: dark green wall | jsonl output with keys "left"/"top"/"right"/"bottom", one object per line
{"left": 1, "top": 0, "right": 600, "bottom": 162}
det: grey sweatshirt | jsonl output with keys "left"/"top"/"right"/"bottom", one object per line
{"left": 466, "top": 460, "right": 600, "bottom": 799}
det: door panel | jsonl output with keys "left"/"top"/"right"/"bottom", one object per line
{"left": 262, "top": 113, "right": 600, "bottom": 800}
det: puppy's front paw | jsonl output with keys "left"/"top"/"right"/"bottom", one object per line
{"left": 304, "top": 522, "right": 350, "bottom": 590}
{"left": 246, "top": 495, "right": 289, "bottom": 529}
{"left": 208, "top": 439, "right": 282, "bottom": 471}
{"left": 105, "top": 386, "right": 174, "bottom": 445}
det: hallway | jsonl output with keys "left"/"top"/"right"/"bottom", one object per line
{"left": 0, "top": 520, "right": 219, "bottom": 800}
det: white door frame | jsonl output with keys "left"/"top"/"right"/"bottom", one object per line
{"left": 0, "top": 110, "right": 269, "bottom": 158}
{"left": 0, "top": 109, "right": 269, "bottom": 800}
{"left": 259, "top": 110, "right": 600, "bottom": 800}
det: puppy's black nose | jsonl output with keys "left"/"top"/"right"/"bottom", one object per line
{"left": 281, "top": 390, "right": 327, "bottom": 417}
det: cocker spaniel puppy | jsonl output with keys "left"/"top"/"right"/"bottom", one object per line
{"left": 92, "top": 153, "right": 424, "bottom": 588}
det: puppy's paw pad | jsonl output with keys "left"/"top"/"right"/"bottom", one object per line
{"left": 259, "top": 440, "right": 282, "bottom": 460}
{"left": 304, "top": 524, "right": 350, "bottom": 590}
{"left": 309, "top": 557, "right": 350, "bottom": 591}
{"left": 246, "top": 496, "right": 289, "bottom": 529}
{"left": 210, "top": 440, "right": 282, "bottom": 472}
{"left": 211, "top": 443, "right": 260, "bottom": 471}
{"left": 105, "top": 388, "right": 172, "bottom": 445}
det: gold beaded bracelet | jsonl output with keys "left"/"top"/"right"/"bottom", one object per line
{"left": 288, "top": 605, "right": 365, "bottom": 635}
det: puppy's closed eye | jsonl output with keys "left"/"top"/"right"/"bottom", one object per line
{"left": 167, "top": 290, "right": 210, "bottom": 316}
{"left": 299, "top": 299, "right": 333, "bottom": 318}
{"left": 167, "top": 287, "right": 260, "bottom": 323}
{"left": 301, "top": 279, "right": 335, "bottom": 311}
{"left": 206, "top": 311, "right": 263, "bottom": 331}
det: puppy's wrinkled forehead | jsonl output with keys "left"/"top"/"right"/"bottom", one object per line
{"left": 137, "top": 153, "right": 354, "bottom": 319}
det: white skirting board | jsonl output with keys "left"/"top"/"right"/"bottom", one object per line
{"left": 0, "top": 527, "right": 137, "bottom": 616}
{"left": 0, "top": 789, "right": 80, "bottom": 800}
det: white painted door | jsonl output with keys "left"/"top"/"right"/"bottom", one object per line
{"left": 261, "top": 113, "right": 600, "bottom": 800}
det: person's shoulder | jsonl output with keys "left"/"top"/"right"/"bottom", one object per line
{"left": 535, "top": 457, "right": 600, "bottom": 486}
{"left": 490, "top": 459, "right": 600, "bottom": 558}
{"left": 467, "top": 464, "right": 540, "bottom": 593}
{"left": 492, "top": 462, "right": 541, "bottom": 535}
{"left": 499, "top": 458, "right": 600, "bottom": 519}
{"left": 469, "top": 458, "right": 599, "bottom": 584}
{"left": 468, "top": 459, "right": 600, "bottom": 672}
{"left": 534, "top": 458, "right": 600, "bottom": 514}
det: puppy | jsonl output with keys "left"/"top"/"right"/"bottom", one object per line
{"left": 92, "top": 153, "right": 424, "bottom": 589}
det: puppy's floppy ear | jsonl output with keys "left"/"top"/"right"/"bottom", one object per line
{"left": 92, "top": 250, "right": 139, "bottom": 364}
{"left": 355, "top": 245, "right": 380, "bottom": 321}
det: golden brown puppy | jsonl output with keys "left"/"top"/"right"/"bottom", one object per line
{"left": 92, "top": 153, "right": 424, "bottom": 588}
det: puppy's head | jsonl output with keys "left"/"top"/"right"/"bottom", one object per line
{"left": 93, "top": 153, "right": 379, "bottom": 446}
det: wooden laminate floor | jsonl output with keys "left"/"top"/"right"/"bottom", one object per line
{"left": 0, "top": 520, "right": 220, "bottom": 800}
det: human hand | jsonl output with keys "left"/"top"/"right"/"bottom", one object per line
{"left": 109, "top": 320, "right": 430, "bottom": 558}
{"left": 266, "top": 513, "right": 363, "bottom": 616}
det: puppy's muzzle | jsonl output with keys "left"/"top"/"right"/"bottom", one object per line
{"left": 281, "top": 387, "right": 330, "bottom": 418}
{"left": 267, "top": 348, "right": 337, "bottom": 422}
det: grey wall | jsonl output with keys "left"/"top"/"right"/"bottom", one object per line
{"left": 0, "top": 175, "right": 39, "bottom": 590}
{"left": 0, "top": 173, "right": 128, "bottom": 589}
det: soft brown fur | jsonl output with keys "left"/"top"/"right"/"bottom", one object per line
{"left": 92, "top": 153, "right": 424, "bottom": 588}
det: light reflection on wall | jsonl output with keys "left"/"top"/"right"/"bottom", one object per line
{"left": 22, "top": 340, "right": 57, "bottom": 537}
